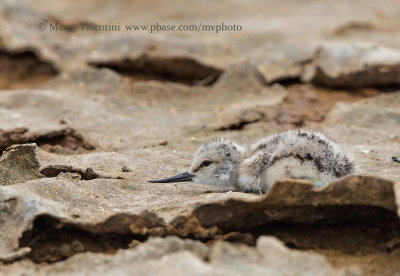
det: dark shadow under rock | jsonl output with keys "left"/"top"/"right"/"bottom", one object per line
{"left": 40, "top": 165, "right": 122, "bottom": 180}
{"left": 19, "top": 215, "right": 138, "bottom": 263}
{"left": 0, "top": 127, "right": 95, "bottom": 155}
{"left": 192, "top": 176, "right": 397, "bottom": 230}
{"left": 0, "top": 49, "right": 58, "bottom": 89}
{"left": 17, "top": 211, "right": 171, "bottom": 263}
{"left": 90, "top": 55, "right": 223, "bottom": 86}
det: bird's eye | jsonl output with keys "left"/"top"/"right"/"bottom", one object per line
{"left": 201, "top": 160, "right": 212, "bottom": 167}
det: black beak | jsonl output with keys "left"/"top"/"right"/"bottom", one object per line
{"left": 148, "top": 171, "right": 195, "bottom": 183}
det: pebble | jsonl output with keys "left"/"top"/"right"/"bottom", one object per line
{"left": 121, "top": 166, "right": 132, "bottom": 172}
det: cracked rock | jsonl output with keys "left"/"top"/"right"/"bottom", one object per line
{"left": 302, "top": 42, "right": 400, "bottom": 87}
{"left": 251, "top": 42, "right": 316, "bottom": 84}
{"left": 0, "top": 143, "right": 43, "bottom": 186}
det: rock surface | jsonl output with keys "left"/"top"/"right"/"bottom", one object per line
{"left": 0, "top": 144, "right": 43, "bottom": 186}
{"left": 1, "top": 0, "right": 400, "bottom": 275}
{"left": 302, "top": 43, "right": 400, "bottom": 87}
{"left": 0, "top": 236, "right": 358, "bottom": 276}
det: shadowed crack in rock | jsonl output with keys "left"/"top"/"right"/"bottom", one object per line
{"left": 311, "top": 66, "right": 400, "bottom": 88}
{"left": 40, "top": 165, "right": 122, "bottom": 180}
{"left": 89, "top": 55, "right": 223, "bottom": 86}
{"left": 332, "top": 21, "right": 378, "bottom": 36}
{"left": 19, "top": 215, "right": 139, "bottom": 263}
{"left": 0, "top": 127, "right": 95, "bottom": 154}
{"left": 0, "top": 49, "right": 58, "bottom": 89}
{"left": 194, "top": 204, "right": 400, "bottom": 251}
{"left": 269, "top": 76, "right": 303, "bottom": 86}
{"left": 17, "top": 211, "right": 220, "bottom": 263}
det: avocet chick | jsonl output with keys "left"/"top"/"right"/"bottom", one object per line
{"left": 149, "top": 130, "right": 356, "bottom": 193}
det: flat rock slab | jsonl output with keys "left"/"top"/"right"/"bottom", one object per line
{"left": 302, "top": 42, "right": 400, "bottom": 87}
{"left": 251, "top": 42, "right": 316, "bottom": 84}
{"left": 322, "top": 91, "right": 400, "bottom": 182}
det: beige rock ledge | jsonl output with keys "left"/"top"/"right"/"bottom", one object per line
{"left": 302, "top": 42, "right": 400, "bottom": 88}
{"left": 0, "top": 236, "right": 359, "bottom": 276}
{"left": 0, "top": 164, "right": 398, "bottom": 263}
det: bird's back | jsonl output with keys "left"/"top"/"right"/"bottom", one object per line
{"left": 238, "top": 130, "right": 356, "bottom": 192}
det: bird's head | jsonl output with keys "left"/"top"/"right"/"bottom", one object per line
{"left": 148, "top": 138, "right": 244, "bottom": 188}
{"left": 189, "top": 138, "right": 244, "bottom": 187}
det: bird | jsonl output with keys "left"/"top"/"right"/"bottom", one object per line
{"left": 149, "top": 130, "right": 357, "bottom": 193}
